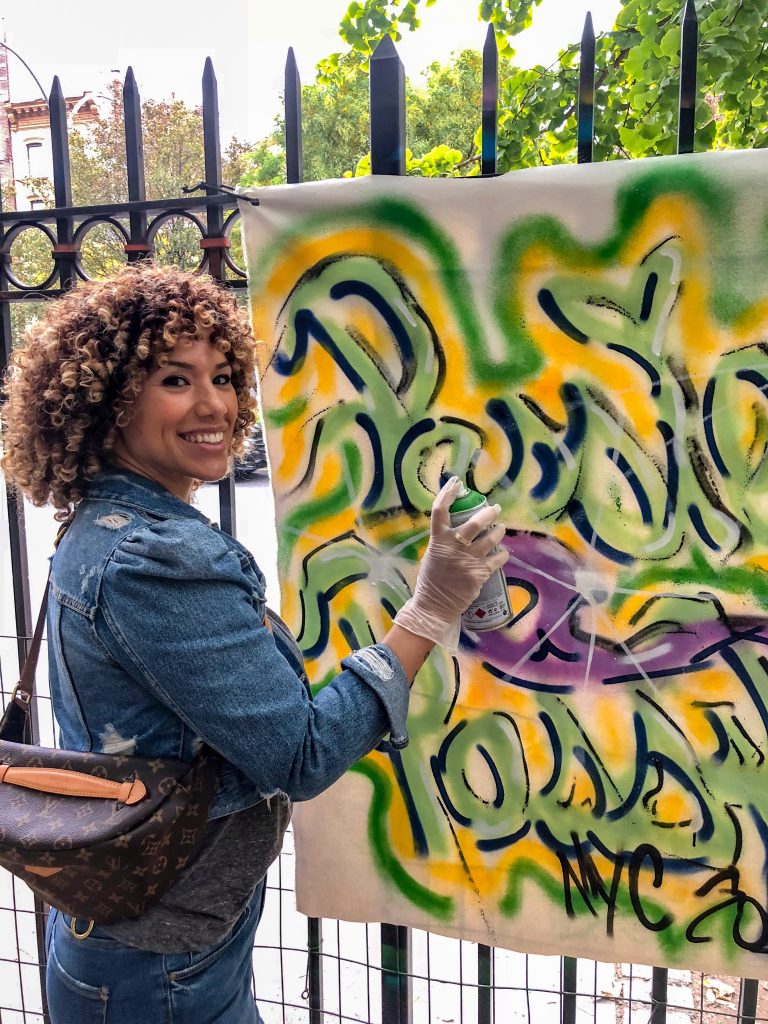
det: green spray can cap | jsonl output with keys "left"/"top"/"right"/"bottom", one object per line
{"left": 448, "top": 483, "right": 486, "bottom": 515}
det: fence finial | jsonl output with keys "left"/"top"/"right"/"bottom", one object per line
{"left": 285, "top": 48, "right": 304, "bottom": 184}
{"left": 678, "top": 0, "right": 698, "bottom": 153}
{"left": 578, "top": 11, "right": 596, "bottom": 164}
{"left": 481, "top": 23, "right": 498, "bottom": 176}
{"left": 370, "top": 34, "right": 405, "bottom": 175}
{"left": 123, "top": 65, "right": 147, "bottom": 251}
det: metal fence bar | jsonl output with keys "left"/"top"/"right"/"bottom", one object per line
{"left": 49, "top": 75, "right": 77, "bottom": 291}
{"left": 562, "top": 955, "right": 577, "bottom": 1024}
{"left": 678, "top": 0, "right": 698, "bottom": 154}
{"left": 370, "top": 31, "right": 411, "bottom": 1024}
{"left": 123, "top": 66, "right": 150, "bottom": 259}
{"left": 477, "top": 944, "right": 493, "bottom": 1024}
{"left": 370, "top": 35, "right": 406, "bottom": 176}
{"left": 283, "top": 45, "right": 324, "bottom": 1024}
{"left": 0, "top": 182, "right": 50, "bottom": 1022}
{"left": 738, "top": 977, "right": 759, "bottom": 1024}
{"left": 577, "top": 11, "right": 595, "bottom": 164}
{"left": 285, "top": 48, "right": 304, "bottom": 185}
{"left": 481, "top": 24, "right": 498, "bottom": 176}
{"left": 650, "top": 965, "right": 668, "bottom": 1024}
{"left": 201, "top": 56, "right": 238, "bottom": 537}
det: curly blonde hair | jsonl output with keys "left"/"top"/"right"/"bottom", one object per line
{"left": 1, "top": 263, "right": 258, "bottom": 512}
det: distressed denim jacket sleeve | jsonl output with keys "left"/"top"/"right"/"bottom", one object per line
{"left": 94, "top": 517, "right": 410, "bottom": 802}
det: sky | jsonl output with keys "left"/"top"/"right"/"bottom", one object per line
{"left": 1, "top": 0, "right": 622, "bottom": 146}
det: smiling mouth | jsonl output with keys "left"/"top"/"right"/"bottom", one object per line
{"left": 179, "top": 431, "right": 226, "bottom": 445}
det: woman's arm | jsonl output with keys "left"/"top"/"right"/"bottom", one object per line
{"left": 381, "top": 625, "right": 435, "bottom": 682}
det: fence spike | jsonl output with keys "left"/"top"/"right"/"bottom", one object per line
{"left": 370, "top": 34, "right": 406, "bottom": 175}
{"left": 678, "top": 0, "right": 698, "bottom": 153}
{"left": 577, "top": 11, "right": 596, "bottom": 163}
{"left": 481, "top": 23, "right": 498, "bottom": 176}
{"left": 285, "top": 47, "right": 304, "bottom": 183}
{"left": 123, "top": 66, "right": 148, "bottom": 256}
{"left": 49, "top": 76, "right": 72, "bottom": 210}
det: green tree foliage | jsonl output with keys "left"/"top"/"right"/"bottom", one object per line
{"left": 329, "top": 0, "right": 767, "bottom": 170}
{"left": 242, "top": 0, "right": 765, "bottom": 185}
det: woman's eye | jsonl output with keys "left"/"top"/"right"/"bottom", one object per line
{"left": 214, "top": 373, "right": 233, "bottom": 386}
{"left": 161, "top": 375, "right": 188, "bottom": 387}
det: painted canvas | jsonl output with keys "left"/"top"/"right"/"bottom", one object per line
{"left": 239, "top": 149, "right": 768, "bottom": 976}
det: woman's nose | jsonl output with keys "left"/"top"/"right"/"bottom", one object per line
{"left": 194, "top": 385, "right": 229, "bottom": 417}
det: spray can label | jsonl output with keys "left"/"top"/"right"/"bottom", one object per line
{"left": 448, "top": 486, "right": 512, "bottom": 631}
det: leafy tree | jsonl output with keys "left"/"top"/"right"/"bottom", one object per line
{"left": 323, "top": 0, "right": 767, "bottom": 170}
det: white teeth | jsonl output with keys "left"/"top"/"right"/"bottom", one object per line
{"left": 181, "top": 432, "right": 224, "bottom": 444}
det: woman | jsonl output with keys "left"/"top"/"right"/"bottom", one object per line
{"left": 1, "top": 263, "right": 507, "bottom": 1024}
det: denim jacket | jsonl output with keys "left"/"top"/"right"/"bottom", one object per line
{"left": 48, "top": 469, "right": 410, "bottom": 818}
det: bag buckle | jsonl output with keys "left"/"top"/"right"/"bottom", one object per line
{"left": 69, "top": 918, "right": 95, "bottom": 940}
{"left": 11, "top": 685, "right": 31, "bottom": 706}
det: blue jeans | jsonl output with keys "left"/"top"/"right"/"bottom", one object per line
{"left": 45, "top": 880, "right": 267, "bottom": 1024}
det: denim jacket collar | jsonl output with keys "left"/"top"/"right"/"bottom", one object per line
{"left": 85, "top": 468, "right": 212, "bottom": 526}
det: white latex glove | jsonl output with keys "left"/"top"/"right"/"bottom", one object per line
{"left": 394, "top": 477, "right": 509, "bottom": 653}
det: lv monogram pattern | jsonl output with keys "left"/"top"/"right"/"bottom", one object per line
{"left": 0, "top": 740, "right": 218, "bottom": 924}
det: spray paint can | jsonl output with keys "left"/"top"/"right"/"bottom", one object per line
{"left": 448, "top": 484, "right": 513, "bottom": 631}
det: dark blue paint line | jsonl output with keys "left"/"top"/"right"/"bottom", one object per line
{"left": 486, "top": 398, "right": 524, "bottom": 485}
{"left": 688, "top": 503, "right": 721, "bottom": 551}
{"left": 748, "top": 805, "right": 768, "bottom": 887}
{"left": 703, "top": 709, "right": 730, "bottom": 763}
{"left": 354, "top": 412, "right": 384, "bottom": 508}
{"left": 278, "top": 308, "right": 366, "bottom": 391}
{"left": 648, "top": 752, "right": 714, "bottom": 841}
{"left": 736, "top": 368, "right": 768, "bottom": 395}
{"left": 574, "top": 746, "right": 607, "bottom": 818}
{"left": 337, "top": 617, "right": 360, "bottom": 651}
{"left": 394, "top": 418, "right": 436, "bottom": 512}
{"left": 720, "top": 647, "right": 768, "bottom": 740}
{"left": 476, "top": 743, "right": 505, "bottom": 809}
{"left": 561, "top": 383, "right": 587, "bottom": 455}
{"left": 530, "top": 442, "right": 560, "bottom": 501}
{"left": 302, "top": 573, "right": 370, "bottom": 659}
{"left": 538, "top": 711, "right": 562, "bottom": 797}
{"left": 538, "top": 288, "right": 589, "bottom": 344}
{"left": 476, "top": 820, "right": 531, "bottom": 852}
{"left": 702, "top": 378, "right": 729, "bottom": 478}
{"left": 568, "top": 499, "right": 635, "bottom": 565}
{"left": 691, "top": 625, "right": 768, "bottom": 664}
{"left": 606, "top": 344, "right": 661, "bottom": 398}
{"left": 658, "top": 421, "right": 679, "bottom": 530}
{"left": 430, "top": 754, "right": 473, "bottom": 829}
{"left": 603, "top": 660, "right": 712, "bottom": 686}
{"left": 606, "top": 448, "right": 653, "bottom": 525}
{"left": 606, "top": 713, "right": 649, "bottom": 822}
{"left": 639, "top": 271, "right": 658, "bottom": 322}
{"left": 388, "top": 748, "right": 429, "bottom": 857}
{"left": 482, "top": 660, "right": 574, "bottom": 694}
{"left": 329, "top": 279, "right": 415, "bottom": 377}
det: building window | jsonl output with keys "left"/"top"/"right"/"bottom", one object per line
{"left": 26, "top": 141, "right": 43, "bottom": 176}
{"left": 29, "top": 199, "right": 44, "bottom": 210}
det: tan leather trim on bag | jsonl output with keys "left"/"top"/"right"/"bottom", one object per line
{"left": 0, "top": 764, "right": 147, "bottom": 804}
{"left": 25, "top": 865, "right": 63, "bottom": 877}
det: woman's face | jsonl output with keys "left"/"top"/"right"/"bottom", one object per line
{"left": 112, "top": 328, "right": 239, "bottom": 501}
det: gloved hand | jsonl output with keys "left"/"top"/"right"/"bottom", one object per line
{"left": 394, "top": 477, "right": 509, "bottom": 653}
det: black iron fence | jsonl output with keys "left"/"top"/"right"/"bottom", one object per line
{"left": 1, "top": 2, "right": 767, "bottom": 1021}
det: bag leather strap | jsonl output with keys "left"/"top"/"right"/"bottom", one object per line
{"left": 11, "top": 517, "right": 73, "bottom": 709}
